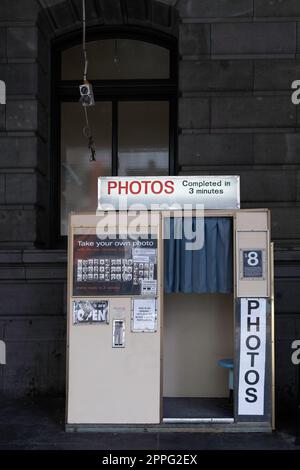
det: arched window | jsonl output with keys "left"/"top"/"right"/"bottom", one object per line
{"left": 51, "top": 30, "right": 178, "bottom": 239}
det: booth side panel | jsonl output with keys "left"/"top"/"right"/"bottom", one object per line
{"left": 234, "top": 210, "right": 272, "bottom": 428}
{"left": 66, "top": 213, "right": 162, "bottom": 425}
{"left": 65, "top": 215, "right": 73, "bottom": 426}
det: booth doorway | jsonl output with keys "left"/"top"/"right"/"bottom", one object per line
{"left": 163, "top": 293, "right": 234, "bottom": 421}
{"left": 162, "top": 217, "right": 234, "bottom": 422}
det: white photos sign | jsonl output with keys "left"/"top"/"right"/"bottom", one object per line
{"left": 238, "top": 298, "right": 267, "bottom": 416}
{"left": 98, "top": 176, "right": 240, "bottom": 211}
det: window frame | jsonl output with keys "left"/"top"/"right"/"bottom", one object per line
{"left": 50, "top": 26, "right": 178, "bottom": 247}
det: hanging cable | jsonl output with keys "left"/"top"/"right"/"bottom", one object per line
{"left": 82, "top": 0, "right": 88, "bottom": 82}
{"left": 83, "top": 107, "right": 96, "bottom": 162}
{"left": 114, "top": 39, "right": 120, "bottom": 66}
{"left": 80, "top": 0, "right": 96, "bottom": 161}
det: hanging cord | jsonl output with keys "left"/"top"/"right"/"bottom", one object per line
{"left": 114, "top": 39, "right": 120, "bottom": 66}
{"left": 81, "top": 0, "right": 96, "bottom": 161}
{"left": 83, "top": 107, "right": 96, "bottom": 162}
{"left": 82, "top": 0, "right": 88, "bottom": 82}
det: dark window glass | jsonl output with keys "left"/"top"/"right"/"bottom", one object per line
{"left": 61, "top": 102, "right": 112, "bottom": 235}
{"left": 118, "top": 101, "right": 169, "bottom": 176}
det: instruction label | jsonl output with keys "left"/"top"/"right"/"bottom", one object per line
{"left": 132, "top": 298, "right": 157, "bottom": 332}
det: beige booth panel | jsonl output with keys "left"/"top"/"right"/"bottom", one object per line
{"left": 235, "top": 210, "right": 270, "bottom": 298}
{"left": 67, "top": 212, "right": 162, "bottom": 425}
{"left": 235, "top": 210, "right": 268, "bottom": 231}
{"left": 236, "top": 231, "right": 270, "bottom": 298}
{"left": 67, "top": 298, "right": 161, "bottom": 424}
{"left": 163, "top": 294, "right": 234, "bottom": 398}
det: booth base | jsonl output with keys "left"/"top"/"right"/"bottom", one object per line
{"left": 163, "top": 397, "right": 233, "bottom": 420}
{"left": 65, "top": 423, "right": 272, "bottom": 433}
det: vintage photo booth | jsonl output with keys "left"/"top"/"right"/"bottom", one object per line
{"left": 66, "top": 177, "right": 274, "bottom": 432}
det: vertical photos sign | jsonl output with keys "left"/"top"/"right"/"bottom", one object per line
{"left": 238, "top": 298, "right": 267, "bottom": 416}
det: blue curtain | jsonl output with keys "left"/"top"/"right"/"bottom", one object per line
{"left": 164, "top": 217, "right": 233, "bottom": 294}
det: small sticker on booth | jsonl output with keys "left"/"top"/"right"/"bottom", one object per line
{"left": 73, "top": 300, "right": 109, "bottom": 324}
{"left": 132, "top": 248, "right": 156, "bottom": 264}
{"left": 141, "top": 279, "right": 157, "bottom": 296}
